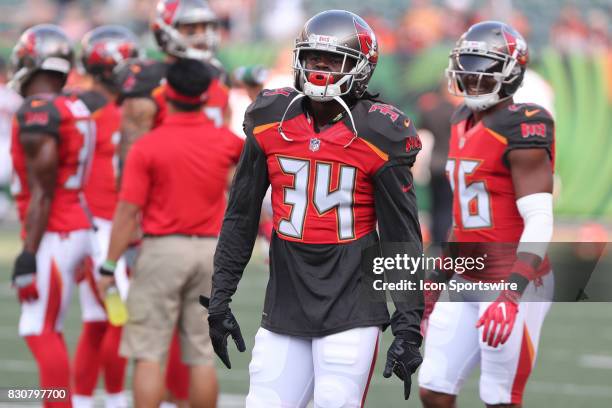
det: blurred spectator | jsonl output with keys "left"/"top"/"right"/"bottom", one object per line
{"left": 396, "top": 0, "right": 444, "bottom": 56}
{"left": 586, "top": 9, "right": 610, "bottom": 55}
{"left": 15, "top": 0, "right": 57, "bottom": 29}
{"left": 550, "top": 5, "right": 589, "bottom": 55}
{"left": 261, "top": 0, "right": 305, "bottom": 42}
{"left": 59, "top": 3, "right": 92, "bottom": 40}
{"left": 417, "top": 81, "right": 460, "bottom": 243}
{"left": 363, "top": 12, "right": 398, "bottom": 53}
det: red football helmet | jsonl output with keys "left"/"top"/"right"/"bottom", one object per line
{"left": 9, "top": 24, "right": 73, "bottom": 95}
{"left": 152, "top": 0, "right": 219, "bottom": 61}
{"left": 81, "top": 25, "right": 142, "bottom": 83}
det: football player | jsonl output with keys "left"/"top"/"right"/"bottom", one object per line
{"left": 117, "top": 0, "right": 230, "bottom": 165}
{"left": 9, "top": 25, "right": 95, "bottom": 407}
{"left": 71, "top": 25, "right": 141, "bottom": 408}
{"left": 115, "top": 1, "right": 231, "bottom": 404}
{"left": 418, "top": 21, "right": 555, "bottom": 408}
{"left": 201, "top": 10, "right": 424, "bottom": 407}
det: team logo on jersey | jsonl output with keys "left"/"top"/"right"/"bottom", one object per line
{"left": 406, "top": 135, "right": 422, "bottom": 153}
{"left": 263, "top": 88, "right": 293, "bottom": 97}
{"left": 24, "top": 111, "right": 49, "bottom": 126}
{"left": 521, "top": 122, "right": 547, "bottom": 138}
{"left": 309, "top": 138, "right": 321, "bottom": 152}
{"left": 368, "top": 103, "right": 402, "bottom": 122}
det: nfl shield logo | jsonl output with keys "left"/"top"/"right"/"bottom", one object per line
{"left": 309, "top": 138, "right": 321, "bottom": 152}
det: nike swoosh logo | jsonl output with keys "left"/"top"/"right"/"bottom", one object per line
{"left": 525, "top": 109, "right": 541, "bottom": 117}
{"left": 402, "top": 183, "right": 413, "bottom": 193}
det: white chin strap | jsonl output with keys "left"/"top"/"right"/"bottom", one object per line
{"left": 278, "top": 90, "right": 357, "bottom": 147}
{"left": 464, "top": 93, "right": 500, "bottom": 111}
{"left": 302, "top": 73, "right": 351, "bottom": 102}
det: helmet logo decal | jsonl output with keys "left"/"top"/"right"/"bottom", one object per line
{"left": 161, "top": 0, "right": 180, "bottom": 25}
{"left": 18, "top": 32, "right": 37, "bottom": 58}
{"left": 502, "top": 27, "right": 528, "bottom": 65}
{"left": 459, "top": 40, "right": 487, "bottom": 52}
{"left": 354, "top": 18, "right": 377, "bottom": 62}
{"left": 308, "top": 34, "right": 338, "bottom": 46}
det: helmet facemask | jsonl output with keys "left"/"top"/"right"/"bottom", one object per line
{"left": 156, "top": 19, "right": 219, "bottom": 61}
{"left": 293, "top": 40, "right": 371, "bottom": 102}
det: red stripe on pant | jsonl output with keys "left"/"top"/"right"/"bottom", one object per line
{"left": 511, "top": 323, "right": 535, "bottom": 404}
{"left": 83, "top": 256, "right": 104, "bottom": 307}
{"left": 361, "top": 333, "right": 380, "bottom": 408}
{"left": 26, "top": 259, "right": 71, "bottom": 407}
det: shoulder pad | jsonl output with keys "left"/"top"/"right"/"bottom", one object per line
{"left": 484, "top": 103, "right": 554, "bottom": 151}
{"left": 16, "top": 95, "right": 62, "bottom": 140}
{"left": 450, "top": 104, "right": 471, "bottom": 125}
{"left": 352, "top": 99, "right": 421, "bottom": 162}
{"left": 76, "top": 90, "right": 108, "bottom": 114}
{"left": 243, "top": 87, "right": 301, "bottom": 136}
{"left": 116, "top": 60, "right": 167, "bottom": 102}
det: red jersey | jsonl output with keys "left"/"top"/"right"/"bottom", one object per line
{"left": 117, "top": 59, "right": 229, "bottom": 128}
{"left": 11, "top": 94, "right": 95, "bottom": 233}
{"left": 447, "top": 103, "right": 555, "bottom": 279}
{"left": 79, "top": 91, "right": 121, "bottom": 220}
{"left": 120, "top": 112, "right": 243, "bottom": 236}
{"left": 250, "top": 88, "right": 422, "bottom": 244}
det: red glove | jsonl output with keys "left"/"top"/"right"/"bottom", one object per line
{"left": 476, "top": 290, "right": 519, "bottom": 347}
{"left": 12, "top": 251, "right": 39, "bottom": 303}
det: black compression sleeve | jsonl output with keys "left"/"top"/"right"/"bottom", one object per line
{"left": 374, "top": 161, "right": 424, "bottom": 342}
{"left": 208, "top": 136, "right": 270, "bottom": 314}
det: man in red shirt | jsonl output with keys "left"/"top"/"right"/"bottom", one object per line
{"left": 113, "top": 2, "right": 231, "bottom": 401}
{"left": 98, "top": 58, "right": 243, "bottom": 408}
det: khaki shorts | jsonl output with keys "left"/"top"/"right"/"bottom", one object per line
{"left": 120, "top": 236, "right": 216, "bottom": 365}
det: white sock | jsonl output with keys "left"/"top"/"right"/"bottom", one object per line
{"left": 105, "top": 391, "right": 128, "bottom": 408}
{"left": 159, "top": 402, "right": 178, "bottom": 408}
{"left": 72, "top": 395, "right": 94, "bottom": 408}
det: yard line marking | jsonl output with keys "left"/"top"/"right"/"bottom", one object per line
{"left": 579, "top": 354, "right": 612, "bottom": 369}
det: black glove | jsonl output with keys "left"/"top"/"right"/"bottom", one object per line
{"left": 12, "top": 250, "right": 39, "bottom": 302}
{"left": 383, "top": 333, "right": 423, "bottom": 400}
{"left": 199, "top": 295, "right": 246, "bottom": 369}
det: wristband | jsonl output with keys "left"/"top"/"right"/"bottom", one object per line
{"left": 507, "top": 259, "right": 537, "bottom": 294}
{"left": 100, "top": 260, "right": 117, "bottom": 276}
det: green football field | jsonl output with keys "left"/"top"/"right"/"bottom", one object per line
{"left": 1, "top": 225, "right": 611, "bottom": 407}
